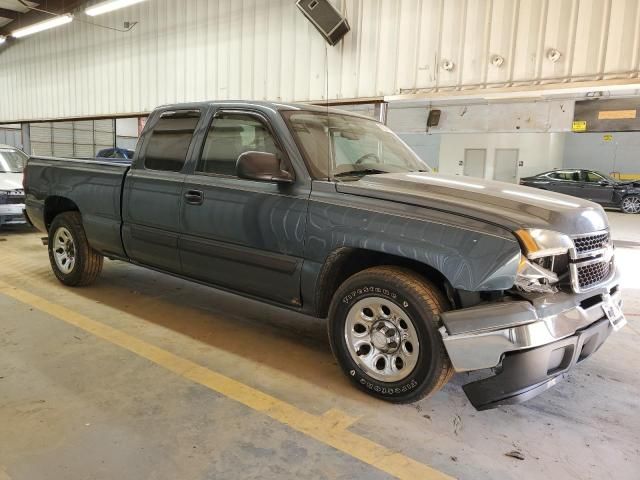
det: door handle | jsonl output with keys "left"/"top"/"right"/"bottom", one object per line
{"left": 184, "top": 190, "right": 204, "bottom": 205}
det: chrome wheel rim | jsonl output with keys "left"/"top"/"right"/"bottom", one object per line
{"left": 344, "top": 296, "right": 420, "bottom": 382}
{"left": 53, "top": 227, "right": 76, "bottom": 274}
{"left": 622, "top": 196, "right": 640, "bottom": 214}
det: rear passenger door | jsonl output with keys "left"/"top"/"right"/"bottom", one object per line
{"left": 122, "top": 109, "right": 202, "bottom": 273}
{"left": 179, "top": 109, "right": 309, "bottom": 306}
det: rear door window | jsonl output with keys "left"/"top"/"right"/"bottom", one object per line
{"left": 144, "top": 110, "right": 201, "bottom": 172}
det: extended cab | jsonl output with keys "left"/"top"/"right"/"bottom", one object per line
{"left": 24, "top": 101, "right": 626, "bottom": 410}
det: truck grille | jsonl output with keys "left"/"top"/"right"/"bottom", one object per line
{"left": 576, "top": 261, "right": 611, "bottom": 289}
{"left": 569, "top": 231, "right": 613, "bottom": 292}
{"left": 573, "top": 232, "right": 609, "bottom": 254}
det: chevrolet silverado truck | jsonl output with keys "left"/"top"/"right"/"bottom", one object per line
{"left": 23, "top": 101, "right": 626, "bottom": 410}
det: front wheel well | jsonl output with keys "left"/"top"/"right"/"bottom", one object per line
{"left": 44, "top": 196, "right": 80, "bottom": 229}
{"left": 314, "top": 248, "right": 450, "bottom": 318}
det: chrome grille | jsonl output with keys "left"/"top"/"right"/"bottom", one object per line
{"left": 573, "top": 232, "right": 609, "bottom": 254}
{"left": 577, "top": 261, "right": 611, "bottom": 289}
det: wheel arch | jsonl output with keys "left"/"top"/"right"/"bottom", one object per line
{"left": 313, "top": 247, "right": 451, "bottom": 318}
{"left": 44, "top": 196, "right": 80, "bottom": 230}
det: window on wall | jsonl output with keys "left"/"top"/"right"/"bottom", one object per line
{"left": 144, "top": 110, "right": 201, "bottom": 172}
{"left": 197, "top": 113, "right": 282, "bottom": 176}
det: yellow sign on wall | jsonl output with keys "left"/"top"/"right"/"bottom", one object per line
{"left": 572, "top": 121, "right": 587, "bottom": 132}
{"left": 603, "top": 134, "right": 613, "bottom": 142}
{"left": 598, "top": 110, "right": 637, "bottom": 120}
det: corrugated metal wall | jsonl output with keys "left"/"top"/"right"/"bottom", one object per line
{"left": 0, "top": 0, "right": 639, "bottom": 122}
{"left": 0, "top": 127, "right": 21, "bottom": 147}
{"left": 29, "top": 120, "right": 114, "bottom": 157}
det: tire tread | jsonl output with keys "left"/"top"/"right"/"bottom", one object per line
{"left": 48, "top": 212, "right": 103, "bottom": 286}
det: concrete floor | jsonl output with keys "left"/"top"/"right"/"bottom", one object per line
{"left": 1, "top": 212, "right": 639, "bottom": 480}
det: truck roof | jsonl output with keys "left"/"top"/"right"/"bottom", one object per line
{"left": 154, "top": 100, "right": 375, "bottom": 120}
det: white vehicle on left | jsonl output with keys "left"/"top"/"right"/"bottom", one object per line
{"left": 0, "top": 144, "right": 28, "bottom": 228}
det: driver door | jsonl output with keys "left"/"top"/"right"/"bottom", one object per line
{"left": 581, "top": 171, "right": 615, "bottom": 205}
{"left": 179, "top": 109, "right": 309, "bottom": 306}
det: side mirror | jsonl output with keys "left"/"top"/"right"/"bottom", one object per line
{"left": 236, "top": 151, "right": 294, "bottom": 183}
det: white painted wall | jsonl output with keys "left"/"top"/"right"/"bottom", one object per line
{"left": 1, "top": 0, "right": 639, "bottom": 122}
{"left": 437, "top": 132, "right": 565, "bottom": 181}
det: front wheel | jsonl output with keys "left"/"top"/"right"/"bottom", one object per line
{"left": 621, "top": 195, "right": 640, "bottom": 214}
{"left": 48, "top": 211, "right": 103, "bottom": 286}
{"left": 328, "top": 266, "right": 454, "bottom": 403}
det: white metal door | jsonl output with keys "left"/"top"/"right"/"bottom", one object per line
{"left": 463, "top": 149, "right": 486, "bottom": 178}
{"left": 494, "top": 149, "right": 519, "bottom": 183}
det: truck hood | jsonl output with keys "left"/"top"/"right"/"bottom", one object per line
{"left": 335, "top": 172, "right": 608, "bottom": 235}
{"left": 0, "top": 173, "right": 23, "bottom": 192}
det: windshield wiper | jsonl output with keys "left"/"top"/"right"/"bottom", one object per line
{"left": 334, "top": 168, "right": 389, "bottom": 178}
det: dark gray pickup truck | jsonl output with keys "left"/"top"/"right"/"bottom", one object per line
{"left": 24, "top": 101, "right": 626, "bottom": 410}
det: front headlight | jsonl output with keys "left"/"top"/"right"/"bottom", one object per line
{"left": 514, "top": 229, "right": 573, "bottom": 259}
{"left": 513, "top": 229, "right": 573, "bottom": 293}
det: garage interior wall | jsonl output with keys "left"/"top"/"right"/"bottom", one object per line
{"left": 1, "top": 0, "right": 640, "bottom": 122}
{"left": 115, "top": 118, "right": 140, "bottom": 151}
{"left": 0, "top": 125, "right": 21, "bottom": 148}
{"left": 387, "top": 101, "right": 573, "bottom": 179}
{"left": 29, "top": 120, "right": 115, "bottom": 157}
{"left": 564, "top": 132, "right": 640, "bottom": 176}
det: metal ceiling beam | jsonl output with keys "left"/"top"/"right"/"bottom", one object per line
{"left": 0, "top": 8, "right": 20, "bottom": 20}
{"left": 0, "top": 0, "right": 87, "bottom": 36}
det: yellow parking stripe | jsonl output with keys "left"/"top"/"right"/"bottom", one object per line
{"left": 0, "top": 281, "right": 454, "bottom": 480}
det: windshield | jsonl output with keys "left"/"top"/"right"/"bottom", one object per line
{"left": 0, "top": 148, "right": 28, "bottom": 173}
{"left": 283, "top": 111, "right": 430, "bottom": 180}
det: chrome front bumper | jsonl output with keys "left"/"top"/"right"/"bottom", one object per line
{"left": 0, "top": 203, "right": 26, "bottom": 225}
{"left": 439, "top": 270, "right": 624, "bottom": 372}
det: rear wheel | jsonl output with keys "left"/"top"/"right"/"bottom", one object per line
{"left": 328, "top": 266, "right": 454, "bottom": 403}
{"left": 48, "top": 212, "right": 103, "bottom": 286}
{"left": 621, "top": 195, "right": 640, "bottom": 214}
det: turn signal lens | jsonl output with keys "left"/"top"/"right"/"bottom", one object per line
{"left": 515, "top": 229, "right": 539, "bottom": 256}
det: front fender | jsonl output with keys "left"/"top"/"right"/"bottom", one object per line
{"left": 306, "top": 191, "right": 521, "bottom": 292}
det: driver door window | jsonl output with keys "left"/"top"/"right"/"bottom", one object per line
{"left": 197, "top": 113, "right": 283, "bottom": 176}
{"left": 585, "top": 171, "right": 605, "bottom": 183}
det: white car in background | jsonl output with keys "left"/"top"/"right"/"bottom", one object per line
{"left": 0, "top": 144, "right": 28, "bottom": 227}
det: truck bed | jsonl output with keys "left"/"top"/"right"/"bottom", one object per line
{"left": 25, "top": 156, "right": 130, "bottom": 257}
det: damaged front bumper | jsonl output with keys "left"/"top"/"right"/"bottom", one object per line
{"left": 439, "top": 271, "right": 625, "bottom": 410}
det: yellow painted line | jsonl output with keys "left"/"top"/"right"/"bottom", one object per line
{"left": 0, "top": 281, "right": 454, "bottom": 480}
{"left": 322, "top": 407, "right": 360, "bottom": 430}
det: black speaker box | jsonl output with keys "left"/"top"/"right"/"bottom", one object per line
{"left": 296, "top": 0, "right": 351, "bottom": 46}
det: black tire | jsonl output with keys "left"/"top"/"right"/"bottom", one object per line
{"left": 48, "top": 211, "right": 103, "bottom": 286}
{"left": 328, "top": 266, "right": 454, "bottom": 403}
{"left": 621, "top": 195, "right": 640, "bottom": 214}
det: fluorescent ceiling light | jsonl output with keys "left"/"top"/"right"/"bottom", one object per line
{"left": 502, "top": 190, "right": 580, "bottom": 208}
{"left": 85, "top": 0, "right": 148, "bottom": 17}
{"left": 11, "top": 14, "right": 73, "bottom": 38}
{"left": 407, "top": 174, "right": 486, "bottom": 189}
